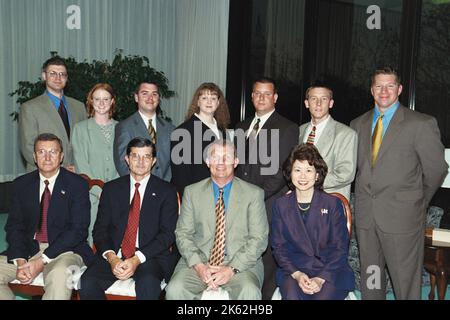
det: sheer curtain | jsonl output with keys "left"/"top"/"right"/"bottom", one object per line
{"left": 0, "top": 0, "right": 229, "bottom": 180}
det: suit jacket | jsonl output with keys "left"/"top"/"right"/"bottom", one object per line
{"left": 174, "top": 177, "right": 269, "bottom": 284}
{"left": 19, "top": 93, "right": 87, "bottom": 171}
{"left": 271, "top": 190, "right": 354, "bottom": 291}
{"left": 235, "top": 111, "right": 299, "bottom": 223}
{"left": 350, "top": 105, "right": 448, "bottom": 233}
{"left": 114, "top": 111, "right": 175, "bottom": 181}
{"left": 299, "top": 116, "right": 357, "bottom": 200}
{"left": 170, "top": 115, "right": 227, "bottom": 196}
{"left": 5, "top": 168, "right": 94, "bottom": 265}
{"left": 93, "top": 174, "right": 178, "bottom": 277}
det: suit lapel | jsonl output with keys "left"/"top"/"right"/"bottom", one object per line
{"left": 139, "top": 175, "right": 157, "bottom": 241}
{"left": 359, "top": 111, "right": 374, "bottom": 167}
{"left": 225, "top": 179, "right": 242, "bottom": 231}
{"left": 41, "top": 94, "right": 70, "bottom": 141}
{"left": 202, "top": 179, "right": 216, "bottom": 236}
{"left": 30, "top": 172, "right": 42, "bottom": 229}
{"left": 118, "top": 176, "right": 132, "bottom": 238}
{"left": 315, "top": 117, "right": 335, "bottom": 155}
{"left": 132, "top": 112, "right": 150, "bottom": 139}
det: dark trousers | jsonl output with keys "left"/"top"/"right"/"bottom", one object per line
{"left": 280, "top": 277, "right": 349, "bottom": 300}
{"left": 79, "top": 255, "right": 164, "bottom": 300}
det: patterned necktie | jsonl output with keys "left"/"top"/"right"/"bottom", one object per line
{"left": 58, "top": 100, "right": 70, "bottom": 140}
{"left": 209, "top": 188, "right": 226, "bottom": 266}
{"left": 148, "top": 119, "right": 157, "bottom": 145}
{"left": 306, "top": 126, "right": 316, "bottom": 145}
{"left": 121, "top": 183, "right": 141, "bottom": 259}
{"left": 36, "top": 180, "right": 51, "bottom": 243}
{"left": 249, "top": 118, "right": 261, "bottom": 139}
{"left": 372, "top": 115, "right": 384, "bottom": 166}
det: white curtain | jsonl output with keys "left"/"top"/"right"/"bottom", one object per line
{"left": 0, "top": 0, "right": 229, "bottom": 180}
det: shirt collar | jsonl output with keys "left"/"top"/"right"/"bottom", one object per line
{"left": 39, "top": 169, "right": 60, "bottom": 185}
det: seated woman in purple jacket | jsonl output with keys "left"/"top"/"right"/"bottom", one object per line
{"left": 271, "top": 143, "right": 354, "bottom": 300}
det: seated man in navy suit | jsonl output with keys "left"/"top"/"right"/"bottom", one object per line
{"left": 79, "top": 137, "right": 179, "bottom": 300}
{"left": 0, "top": 133, "right": 93, "bottom": 300}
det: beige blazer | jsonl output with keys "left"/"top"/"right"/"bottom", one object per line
{"left": 174, "top": 177, "right": 269, "bottom": 284}
{"left": 350, "top": 105, "right": 448, "bottom": 233}
{"left": 19, "top": 93, "right": 86, "bottom": 171}
{"left": 300, "top": 116, "right": 357, "bottom": 200}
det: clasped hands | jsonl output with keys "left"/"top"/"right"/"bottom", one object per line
{"left": 292, "top": 271, "right": 325, "bottom": 295}
{"left": 108, "top": 254, "right": 141, "bottom": 280}
{"left": 16, "top": 258, "right": 45, "bottom": 284}
{"left": 194, "top": 263, "right": 234, "bottom": 291}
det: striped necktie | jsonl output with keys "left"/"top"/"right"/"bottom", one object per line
{"left": 306, "top": 126, "right": 316, "bottom": 144}
{"left": 209, "top": 188, "right": 225, "bottom": 266}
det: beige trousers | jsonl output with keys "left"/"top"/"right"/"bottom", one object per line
{"left": 0, "top": 245, "right": 84, "bottom": 300}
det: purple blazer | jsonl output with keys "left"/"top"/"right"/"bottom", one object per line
{"left": 271, "top": 189, "right": 354, "bottom": 291}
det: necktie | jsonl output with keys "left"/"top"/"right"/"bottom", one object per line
{"left": 306, "top": 126, "right": 316, "bottom": 145}
{"left": 36, "top": 180, "right": 51, "bottom": 243}
{"left": 209, "top": 188, "right": 226, "bottom": 266}
{"left": 372, "top": 115, "right": 384, "bottom": 166}
{"left": 58, "top": 100, "right": 70, "bottom": 140}
{"left": 148, "top": 119, "right": 157, "bottom": 145}
{"left": 121, "top": 183, "right": 141, "bottom": 259}
{"left": 249, "top": 118, "right": 261, "bottom": 139}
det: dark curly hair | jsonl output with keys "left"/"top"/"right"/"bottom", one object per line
{"left": 283, "top": 143, "right": 328, "bottom": 190}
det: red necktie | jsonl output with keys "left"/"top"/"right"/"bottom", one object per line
{"left": 58, "top": 100, "right": 70, "bottom": 139}
{"left": 121, "top": 183, "right": 141, "bottom": 259}
{"left": 36, "top": 180, "right": 51, "bottom": 243}
{"left": 209, "top": 188, "right": 226, "bottom": 266}
{"left": 306, "top": 126, "right": 316, "bottom": 144}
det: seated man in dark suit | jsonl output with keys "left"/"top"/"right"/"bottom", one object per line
{"left": 79, "top": 137, "right": 179, "bottom": 300}
{"left": 0, "top": 133, "right": 93, "bottom": 300}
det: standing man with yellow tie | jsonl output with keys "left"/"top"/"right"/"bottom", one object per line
{"left": 114, "top": 82, "right": 175, "bottom": 181}
{"left": 19, "top": 56, "right": 87, "bottom": 172}
{"left": 166, "top": 140, "right": 268, "bottom": 300}
{"left": 350, "top": 67, "right": 448, "bottom": 300}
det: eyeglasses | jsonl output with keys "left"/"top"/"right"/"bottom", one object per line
{"left": 253, "top": 91, "right": 274, "bottom": 99}
{"left": 46, "top": 71, "right": 68, "bottom": 79}
{"left": 35, "top": 149, "right": 61, "bottom": 158}
{"left": 93, "top": 97, "right": 112, "bottom": 104}
{"left": 129, "top": 153, "right": 153, "bottom": 162}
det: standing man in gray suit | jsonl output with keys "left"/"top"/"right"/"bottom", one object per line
{"left": 166, "top": 140, "right": 268, "bottom": 300}
{"left": 350, "top": 67, "right": 448, "bottom": 300}
{"left": 114, "top": 82, "right": 175, "bottom": 182}
{"left": 19, "top": 56, "right": 86, "bottom": 172}
{"left": 299, "top": 85, "right": 357, "bottom": 201}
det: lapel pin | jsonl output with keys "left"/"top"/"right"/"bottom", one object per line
{"left": 321, "top": 208, "right": 328, "bottom": 215}
{"left": 152, "top": 193, "right": 156, "bottom": 196}
{"left": 61, "top": 190, "right": 66, "bottom": 195}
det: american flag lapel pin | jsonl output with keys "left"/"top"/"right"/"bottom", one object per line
{"left": 321, "top": 208, "right": 328, "bottom": 215}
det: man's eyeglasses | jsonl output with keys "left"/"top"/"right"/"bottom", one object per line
{"left": 35, "top": 149, "right": 61, "bottom": 158}
{"left": 46, "top": 71, "right": 68, "bottom": 79}
{"left": 129, "top": 153, "right": 153, "bottom": 162}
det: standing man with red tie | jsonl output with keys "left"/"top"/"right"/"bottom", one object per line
{"left": 0, "top": 133, "right": 93, "bottom": 300}
{"left": 19, "top": 56, "right": 86, "bottom": 172}
{"left": 350, "top": 67, "right": 448, "bottom": 299}
{"left": 235, "top": 77, "right": 298, "bottom": 299}
{"left": 79, "top": 137, "right": 179, "bottom": 300}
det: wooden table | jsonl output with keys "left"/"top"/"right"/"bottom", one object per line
{"left": 424, "top": 234, "right": 450, "bottom": 300}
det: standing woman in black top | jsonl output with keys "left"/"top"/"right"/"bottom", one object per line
{"left": 170, "top": 83, "right": 230, "bottom": 196}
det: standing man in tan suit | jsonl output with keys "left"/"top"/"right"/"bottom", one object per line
{"left": 350, "top": 67, "right": 448, "bottom": 300}
{"left": 299, "top": 85, "right": 357, "bottom": 201}
{"left": 19, "top": 56, "right": 86, "bottom": 172}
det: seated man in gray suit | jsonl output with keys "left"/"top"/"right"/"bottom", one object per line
{"left": 19, "top": 56, "right": 87, "bottom": 172}
{"left": 114, "top": 82, "right": 175, "bottom": 182}
{"left": 166, "top": 140, "right": 269, "bottom": 300}
{"left": 299, "top": 84, "right": 357, "bottom": 201}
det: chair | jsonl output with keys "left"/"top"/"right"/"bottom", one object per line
{"left": 272, "top": 192, "right": 355, "bottom": 300}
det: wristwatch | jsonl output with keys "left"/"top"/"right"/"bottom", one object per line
{"left": 230, "top": 266, "right": 240, "bottom": 274}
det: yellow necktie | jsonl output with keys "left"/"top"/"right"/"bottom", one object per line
{"left": 372, "top": 115, "right": 384, "bottom": 166}
{"left": 148, "top": 119, "right": 157, "bottom": 145}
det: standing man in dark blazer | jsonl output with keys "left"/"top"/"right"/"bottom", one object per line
{"left": 0, "top": 133, "right": 93, "bottom": 300}
{"left": 235, "top": 77, "right": 298, "bottom": 299}
{"left": 19, "top": 56, "right": 87, "bottom": 172}
{"left": 80, "top": 137, "right": 179, "bottom": 300}
{"left": 350, "top": 67, "right": 448, "bottom": 300}
{"left": 114, "top": 82, "right": 175, "bottom": 182}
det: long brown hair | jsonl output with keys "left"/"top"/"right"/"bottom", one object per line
{"left": 185, "top": 82, "right": 230, "bottom": 129}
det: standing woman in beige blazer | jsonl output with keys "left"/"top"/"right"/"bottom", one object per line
{"left": 72, "top": 83, "right": 118, "bottom": 244}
